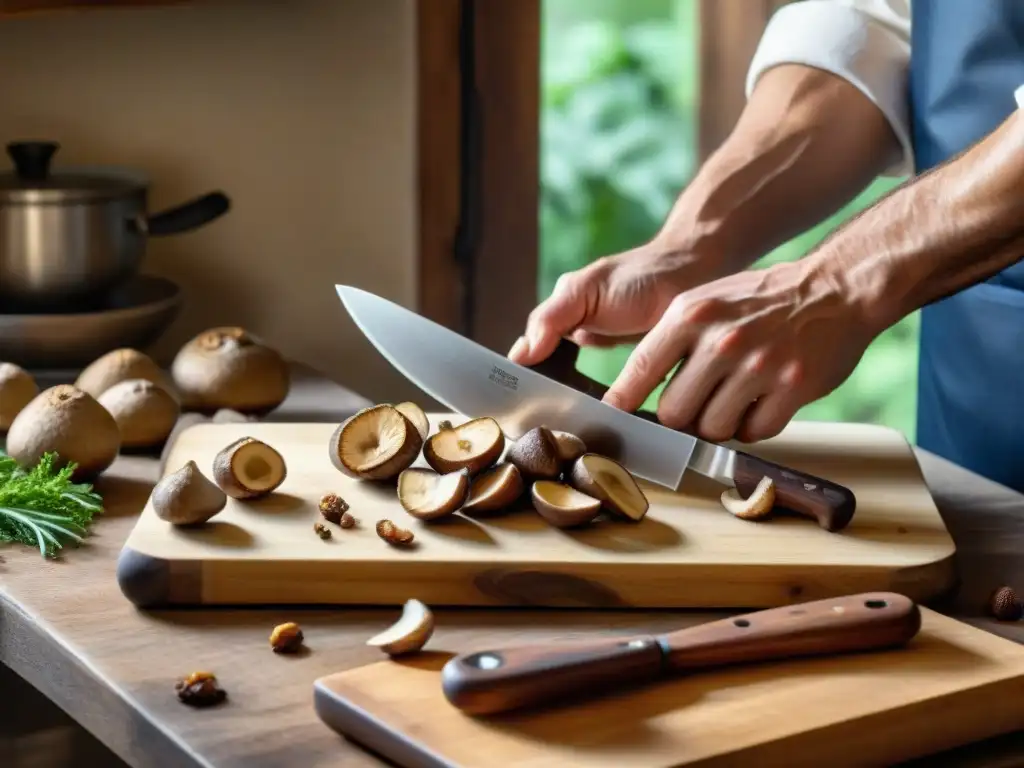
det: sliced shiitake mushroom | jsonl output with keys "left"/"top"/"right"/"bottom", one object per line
{"left": 721, "top": 476, "right": 775, "bottom": 521}
{"left": 398, "top": 467, "right": 471, "bottom": 520}
{"left": 568, "top": 453, "right": 649, "bottom": 522}
{"left": 461, "top": 462, "right": 524, "bottom": 514}
{"left": 393, "top": 401, "right": 430, "bottom": 440}
{"left": 213, "top": 437, "right": 287, "bottom": 499}
{"left": 329, "top": 404, "right": 423, "bottom": 481}
{"left": 151, "top": 460, "right": 228, "bottom": 525}
{"left": 531, "top": 480, "right": 602, "bottom": 528}
{"left": 423, "top": 417, "right": 504, "bottom": 475}
{"left": 551, "top": 430, "right": 587, "bottom": 464}
{"left": 506, "top": 426, "right": 562, "bottom": 480}
{"left": 366, "top": 598, "right": 435, "bottom": 656}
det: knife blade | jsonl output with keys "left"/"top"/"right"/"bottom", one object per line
{"left": 335, "top": 284, "right": 856, "bottom": 531}
{"left": 439, "top": 591, "right": 922, "bottom": 716}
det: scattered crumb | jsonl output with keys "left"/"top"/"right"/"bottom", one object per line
{"left": 313, "top": 522, "right": 332, "bottom": 540}
{"left": 270, "top": 622, "right": 304, "bottom": 653}
{"left": 175, "top": 672, "right": 227, "bottom": 708}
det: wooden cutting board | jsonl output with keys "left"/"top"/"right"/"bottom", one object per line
{"left": 313, "top": 608, "right": 1024, "bottom": 768}
{"left": 116, "top": 414, "right": 957, "bottom": 609}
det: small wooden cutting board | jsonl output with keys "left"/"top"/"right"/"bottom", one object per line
{"left": 314, "top": 608, "right": 1024, "bottom": 768}
{"left": 117, "top": 415, "right": 957, "bottom": 609}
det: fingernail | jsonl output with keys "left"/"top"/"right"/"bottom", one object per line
{"left": 508, "top": 336, "right": 528, "bottom": 360}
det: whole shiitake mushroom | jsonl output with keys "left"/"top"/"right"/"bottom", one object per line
{"left": 75, "top": 348, "right": 176, "bottom": 400}
{"left": 5, "top": 385, "right": 121, "bottom": 481}
{"left": 0, "top": 362, "right": 38, "bottom": 432}
{"left": 170, "top": 327, "right": 290, "bottom": 415}
{"left": 98, "top": 379, "right": 180, "bottom": 449}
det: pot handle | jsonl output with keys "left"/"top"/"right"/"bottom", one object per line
{"left": 140, "top": 191, "right": 231, "bottom": 237}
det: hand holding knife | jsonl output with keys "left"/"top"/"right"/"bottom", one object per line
{"left": 335, "top": 285, "right": 857, "bottom": 531}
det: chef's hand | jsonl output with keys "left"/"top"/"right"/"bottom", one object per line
{"left": 507, "top": 244, "right": 714, "bottom": 366}
{"left": 603, "top": 260, "right": 876, "bottom": 444}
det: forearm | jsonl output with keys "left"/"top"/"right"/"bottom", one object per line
{"left": 808, "top": 109, "right": 1024, "bottom": 332}
{"left": 654, "top": 64, "right": 902, "bottom": 277}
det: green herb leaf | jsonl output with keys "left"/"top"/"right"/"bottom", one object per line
{"left": 0, "top": 449, "right": 103, "bottom": 558}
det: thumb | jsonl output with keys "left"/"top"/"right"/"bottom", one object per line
{"left": 508, "top": 274, "right": 590, "bottom": 365}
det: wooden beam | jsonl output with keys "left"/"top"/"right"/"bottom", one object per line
{"left": 415, "top": 0, "right": 466, "bottom": 333}
{"left": 697, "top": 0, "right": 781, "bottom": 161}
{"left": 468, "top": 0, "right": 540, "bottom": 353}
{"left": 414, "top": 0, "right": 540, "bottom": 350}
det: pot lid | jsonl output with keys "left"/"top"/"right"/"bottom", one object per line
{"left": 0, "top": 141, "right": 148, "bottom": 203}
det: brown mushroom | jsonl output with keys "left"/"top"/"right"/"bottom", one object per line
{"left": 568, "top": 453, "right": 649, "bottom": 521}
{"left": 422, "top": 417, "right": 504, "bottom": 475}
{"left": 328, "top": 404, "right": 423, "bottom": 481}
{"left": 461, "top": 462, "right": 524, "bottom": 514}
{"left": 720, "top": 476, "right": 775, "bottom": 521}
{"left": 530, "top": 481, "right": 602, "bottom": 528}
{"left": 397, "top": 467, "right": 471, "bottom": 520}
{"left": 212, "top": 437, "right": 287, "bottom": 499}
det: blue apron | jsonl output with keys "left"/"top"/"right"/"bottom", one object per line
{"left": 910, "top": 1, "right": 1024, "bottom": 492}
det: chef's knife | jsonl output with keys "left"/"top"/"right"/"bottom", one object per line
{"left": 335, "top": 285, "right": 856, "bottom": 531}
{"left": 440, "top": 591, "right": 922, "bottom": 716}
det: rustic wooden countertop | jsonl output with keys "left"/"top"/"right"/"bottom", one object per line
{"left": 3, "top": 363, "right": 1024, "bottom": 768}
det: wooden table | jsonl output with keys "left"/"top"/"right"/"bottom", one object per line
{"left": 3, "top": 363, "right": 1024, "bottom": 768}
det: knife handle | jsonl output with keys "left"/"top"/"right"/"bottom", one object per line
{"left": 734, "top": 450, "right": 856, "bottom": 532}
{"left": 662, "top": 591, "right": 920, "bottom": 670}
{"left": 440, "top": 592, "right": 921, "bottom": 716}
{"left": 529, "top": 339, "right": 858, "bottom": 531}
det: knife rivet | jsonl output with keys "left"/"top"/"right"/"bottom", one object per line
{"left": 624, "top": 638, "right": 649, "bottom": 649}
{"left": 804, "top": 483, "right": 817, "bottom": 491}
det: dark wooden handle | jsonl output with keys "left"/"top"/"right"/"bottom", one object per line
{"left": 528, "top": 339, "right": 858, "bottom": 530}
{"left": 734, "top": 450, "right": 857, "bottom": 531}
{"left": 441, "top": 634, "right": 665, "bottom": 716}
{"left": 662, "top": 591, "right": 920, "bottom": 670}
{"left": 440, "top": 591, "right": 920, "bottom": 716}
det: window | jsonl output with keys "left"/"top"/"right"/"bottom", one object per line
{"left": 538, "top": 0, "right": 919, "bottom": 439}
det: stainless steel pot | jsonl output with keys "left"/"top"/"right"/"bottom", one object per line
{"left": 0, "top": 140, "right": 230, "bottom": 310}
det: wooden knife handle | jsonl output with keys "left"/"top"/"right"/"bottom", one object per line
{"left": 441, "top": 633, "right": 665, "bottom": 716}
{"left": 662, "top": 591, "right": 920, "bottom": 670}
{"left": 734, "top": 450, "right": 856, "bottom": 532}
{"left": 529, "top": 339, "right": 857, "bottom": 531}
{"left": 440, "top": 592, "right": 920, "bottom": 716}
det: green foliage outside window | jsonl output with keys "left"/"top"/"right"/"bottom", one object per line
{"left": 540, "top": 1, "right": 919, "bottom": 440}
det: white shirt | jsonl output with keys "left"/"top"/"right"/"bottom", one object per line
{"left": 745, "top": 0, "right": 1024, "bottom": 177}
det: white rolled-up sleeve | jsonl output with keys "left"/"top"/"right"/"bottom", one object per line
{"left": 745, "top": 0, "right": 913, "bottom": 178}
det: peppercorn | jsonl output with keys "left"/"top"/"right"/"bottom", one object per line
{"left": 313, "top": 521, "right": 332, "bottom": 540}
{"left": 270, "top": 622, "right": 304, "bottom": 653}
{"left": 338, "top": 512, "right": 357, "bottom": 528}
{"left": 989, "top": 586, "right": 1023, "bottom": 621}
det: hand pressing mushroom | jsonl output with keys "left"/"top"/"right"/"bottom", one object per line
{"left": 568, "top": 454, "right": 649, "bottom": 522}
{"left": 397, "top": 467, "right": 470, "bottom": 520}
{"left": 213, "top": 437, "right": 287, "bottom": 499}
{"left": 461, "top": 463, "right": 524, "bottom": 514}
{"left": 98, "top": 378, "right": 180, "bottom": 449}
{"left": 152, "top": 460, "right": 228, "bottom": 525}
{"left": 531, "top": 481, "right": 602, "bottom": 528}
{"left": 329, "top": 404, "right": 422, "bottom": 481}
{"left": 423, "top": 417, "right": 504, "bottom": 475}
{"left": 366, "top": 598, "right": 435, "bottom": 656}
{"left": 0, "top": 362, "right": 37, "bottom": 432}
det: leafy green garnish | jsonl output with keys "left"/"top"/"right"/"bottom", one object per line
{"left": 0, "top": 449, "right": 103, "bottom": 558}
